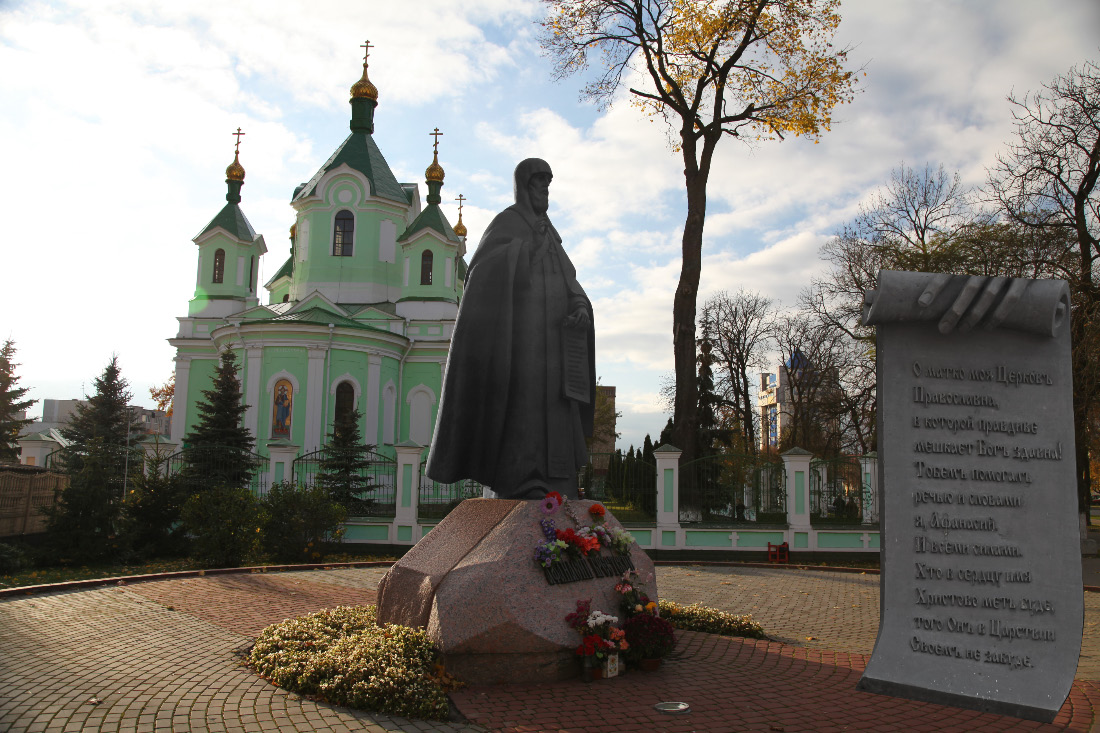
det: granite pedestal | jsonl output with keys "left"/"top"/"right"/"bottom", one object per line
{"left": 376, "top": 498, "right": 655, "bottom": 684}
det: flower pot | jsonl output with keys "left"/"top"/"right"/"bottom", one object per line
{"left": 582, "top": 663, "right": 603, "bottom": 682}
{"left": 639, "top": 657, "right": 662, "bottom": 672}
{"left": 602, "top": 652, "right": 620, "bottom": 678}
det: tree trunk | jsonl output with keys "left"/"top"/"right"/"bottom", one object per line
{"left": 672, "top": 169, "right": 708, "bottom": 464}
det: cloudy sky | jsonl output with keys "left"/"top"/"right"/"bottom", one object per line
{"left": 2, "top": 0, "right": 1097, "bottom": 449}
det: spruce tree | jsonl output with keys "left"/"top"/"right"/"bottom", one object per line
{"left": 181, "top": 350, "right": 256, "bottom": 492}
{"left": 0, "top": 340, "right": 36, "bottom": 463}
{"left": 48, "top": 356, "right": 141, "bottom": 560}
{"left": 317, "top": 408, "right": 375, "bottom": 510}
{"left": 59, "top": 355, "right": 140, "bottom": 479}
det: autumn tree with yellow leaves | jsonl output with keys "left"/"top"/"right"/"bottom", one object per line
{"left": 539, "top": 0, "right": 858, "bottom": 461}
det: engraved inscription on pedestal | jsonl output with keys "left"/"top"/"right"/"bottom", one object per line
{"left": 858, "top": 270, "right": 1082, "bottom": 723}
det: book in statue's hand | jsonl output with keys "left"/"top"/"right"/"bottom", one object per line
{"left": 562, "top": 325, "right": 590, "bottom": 404}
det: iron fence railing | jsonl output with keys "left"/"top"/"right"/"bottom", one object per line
{"left": 165, "top": 445, "right": 269, "bottom": 496}
{"left": 292, "top": 447, "right": 396, "bottom": 518}
{"left": 679, "top": 452, "right": 786, "bottom": 525}
{"left": 579, "top": 452, "right": 656, "bottom": 523}
{"left": 810, "top": 455, "right": 874, "bottom": 525}
{"left": 417, "top": 465, "right": 483, "bottom": 521}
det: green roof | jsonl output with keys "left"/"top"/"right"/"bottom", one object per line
{"left": 196, "top": 202, "right": 256, "bottom": 242}
{"left": 398, "top": 204, "right": 461, "bottom": 244}
{"left": 251, "top": 306, "right": 390, "bottom": 333}
{"left": 294, "top": 133, "right": 407, "bottom": 204}
{"left": 344, "top": 302, "right": 399, "bottom": 317}
{"left": 265, "top": 256, "right": 293, "bottom": 287}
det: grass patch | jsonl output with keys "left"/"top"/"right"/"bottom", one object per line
{"left": 0, "top": 550, "right": 399, "bottom": 590}
{"left": 249, "top": 605, "right": 454, "bottom": 720}
{"left": 658, "top": 599, "right": 767, "bottom": 639}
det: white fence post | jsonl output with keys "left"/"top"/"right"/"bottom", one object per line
{"left": 782, "top": 447, "right": 813, "bottom": 550}
{"left": 267, "top": 442, "right": 300, "bottom": 490}
{"left": 394, "top": 441, "right": 423, "bottom": 544}
{"left": 654, "top": 444, "right": 682, "bottom": 550}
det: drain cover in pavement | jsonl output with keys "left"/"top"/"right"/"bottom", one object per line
{"left": 654, "top": 702, "right": 691, "bottom": 714}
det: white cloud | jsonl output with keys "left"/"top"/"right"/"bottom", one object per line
{"left": 4, "top": 0, "right": 1097, "bottom": 450}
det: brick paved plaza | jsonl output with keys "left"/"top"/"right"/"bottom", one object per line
{"left": 1, "top": 564, "right": 1098, "bottom": 732}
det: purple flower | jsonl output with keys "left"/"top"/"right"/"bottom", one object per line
{"left": 540, "top": 496, "right": 560, "bottom": 515}
{"left": 535, "top": 544, "right": 555, "bottom": 568}
{"left": 540, "top": 519, "right": 557, "bottom": 542}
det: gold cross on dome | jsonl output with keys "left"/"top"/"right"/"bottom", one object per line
{"left": 456, "top": 193, "right": 466, "bottom": 215}
{"left": 360, "top": 40, "right": 373, "bottom": 65}
{"left": 430, "top": 127, "right": 443, "bottom": 154}
{"left": 232, "top": 127, "right": 245, "bottom": 154}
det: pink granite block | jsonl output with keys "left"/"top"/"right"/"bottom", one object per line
{"left": 376, "top": 498, "right": 521, "bottom": 629}
{"left": 377, "top": 498, "right": 656, "bottom": 684}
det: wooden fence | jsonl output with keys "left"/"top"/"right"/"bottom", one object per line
{"left": 0, "top": 466, "right": 65, "bottom": 537}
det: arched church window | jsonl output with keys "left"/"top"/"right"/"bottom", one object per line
{"left": 213, "top": 249, "right": 225, "bottom": 283}
{"left": 335, "top": 381, "right": 355, "bottom": 426}
{"left": 333, "top": 210, "right": 354, "bottom": 256}
{"left": 420, "top": 250, "right": 433, "bottom": 285}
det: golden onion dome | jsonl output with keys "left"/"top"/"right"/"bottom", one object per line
{"left": 453, "top": 217, "right": 467, "bottom": 237}
{"left": 289, "top": 223, "right": 297, "bottom": 239}
{"left": 225, "top": 151, "right": 245, "bottom": 182}
{"left": 425, "top": 151, "right": 445, "bottom": 183}
{"left": 350, "top": 62, "right": 379, "bottom": 101}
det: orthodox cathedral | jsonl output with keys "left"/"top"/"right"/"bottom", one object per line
{"left": 168, "top": 48, "right": 467, "bottom": 479}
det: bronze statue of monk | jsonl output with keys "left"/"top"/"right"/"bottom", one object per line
{"left": 426, "top": 158, "right": 595, "bottom": 499}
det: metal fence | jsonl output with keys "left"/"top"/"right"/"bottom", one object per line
{"left": 417, "top": 464, "right": 483, "bottom": 521}
{"left": 166, "top": 445, "right": 269, "bottom": 496}
{"left": 292, "top": 447, "right": 396, "bottom": 518}
{"left": 809, "top": 455, "right": 871, "bottom": 525}
{"left": 0, "top": 467, "right": 65, "bottom": 536}
{"left": 580, "top": 452, "right": 657, "bottom": 523}
{"left": 679, "top": 452, "right": 786, "bottom": 525}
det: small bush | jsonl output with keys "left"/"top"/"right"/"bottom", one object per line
{"left": 622, "top": 612, "right": 676, "bottom": 660}
{"left": 121, "top": 453, "right": 190, "bottom": 558}
{"left": 658, "top": 599, "right": 767, "bottom": 639}
{"left": 249, "top": 605, "right": 450, "bottom": 720}
{"left": 181, "top": 483, "right": 261, "bottom": 568}
{"left": 0, "top": 542, "right": 30, "bottom": 573}
{"left": 259, "top": 483, "right": 347, "bottom": 564}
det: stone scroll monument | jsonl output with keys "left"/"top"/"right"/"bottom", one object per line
{"left": 858, "top": 270, "right": 1082, "bottom": 722}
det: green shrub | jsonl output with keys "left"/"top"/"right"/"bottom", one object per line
{"left": 0, "top": 542, "right": 29, "bottom": 573}
{"left": 120, "top": 453, "right": 190, "bottom": 558}
{"left": 658, "top": 599, "right": 767, "bottom": 639}
{"left": 259, "top": 483, "right": 347, "bottom": 564}
{"left": 181, "top": 483, "right": 261, "bottom": 568}
{"left": 249, "top": 605, "right": 450, "bottom": 720}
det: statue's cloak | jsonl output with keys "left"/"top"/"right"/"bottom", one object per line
{"left": 425, "top": 202, "right": 595, "bottom": 498}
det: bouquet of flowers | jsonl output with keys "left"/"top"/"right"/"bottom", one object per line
{"left": 535, "top": 516, "right": 604, "bottom": 568}
{"left": 566, "top": 599, "right": 629, "bottom": 661}
{"left": 614, "top": 570, "right": 658, "bottom": 619}
{"left": 534, "top": 519, "right": 569, "bottom": 568}
{"left": 622, "top": 612, "right": 676, "bottom": 661}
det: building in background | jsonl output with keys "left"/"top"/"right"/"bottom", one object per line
{"left": 168, "top": 51, "right": 468, "bottom": 477}
{"left": 16, "top": 400, "right": 169, "bottom": 466}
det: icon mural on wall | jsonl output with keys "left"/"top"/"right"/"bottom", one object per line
{"left": 273, "top": 380, "right": 293, "bottom": 437}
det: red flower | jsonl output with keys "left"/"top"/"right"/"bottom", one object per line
{"left": 546, "top": 491, "right": 564, "bottom": 504}
{"left": 589, "top": 504, "right": 606, "bottom": 518}
{"left": 576, "top": 634, "right": 603, "bottom": 656}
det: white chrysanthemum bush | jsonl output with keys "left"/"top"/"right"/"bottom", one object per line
{"left": 249, "top": 605, "right": 451, "bottom": 720}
